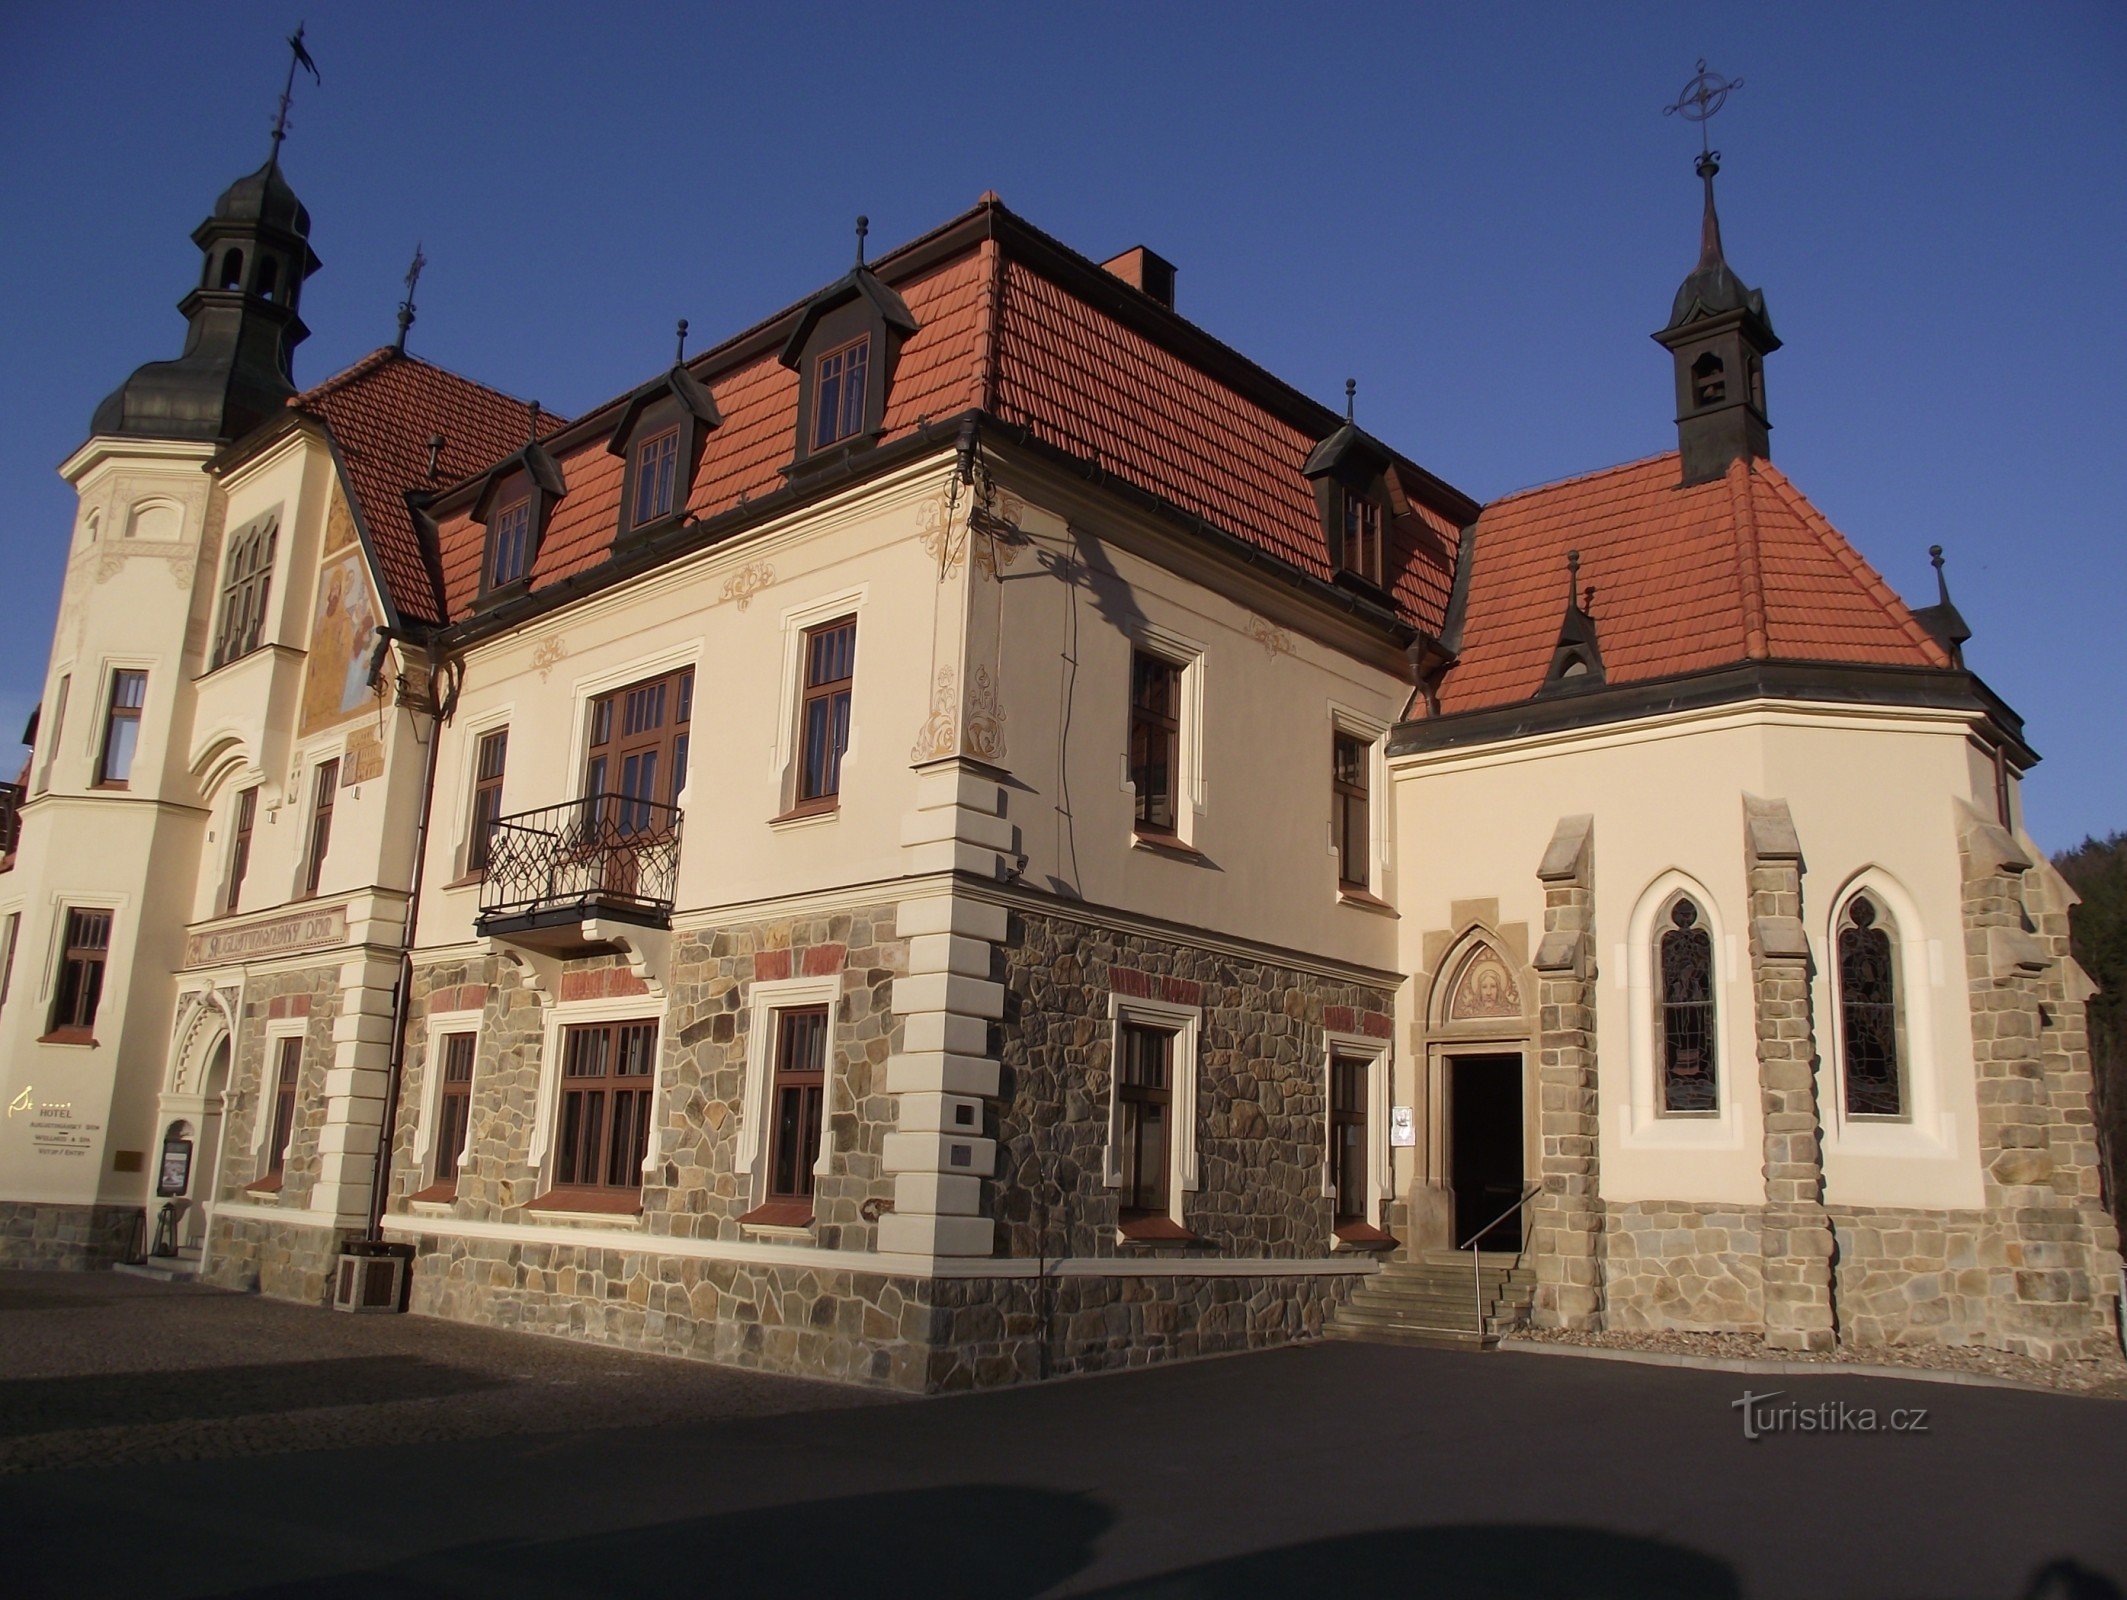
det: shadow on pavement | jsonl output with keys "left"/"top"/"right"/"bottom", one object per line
{"left": 0, "top": 1356, "right": 506, "bottom": 1437}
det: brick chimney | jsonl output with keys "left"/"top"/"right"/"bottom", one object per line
{"left": 1100, "top": 246, "right": 1176, "bottom": 310}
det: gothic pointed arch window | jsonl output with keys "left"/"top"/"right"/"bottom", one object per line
{"left": 1838, "top": 895, "right": 1903, "bottom": 1118}
{"left": 1658, "top": 897, "right": 1718, "bottom": 1113}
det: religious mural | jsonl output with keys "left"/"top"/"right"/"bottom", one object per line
{"left": 299, "top": 546, "right": 380, "bottom": 738}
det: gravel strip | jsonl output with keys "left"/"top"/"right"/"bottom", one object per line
{"left": 1509, "top": 1324, "right": 2127, "bottom": 1398}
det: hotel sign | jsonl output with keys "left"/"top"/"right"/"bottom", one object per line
{"left": 184, "top": 906, "right": 347, "bottom": 968}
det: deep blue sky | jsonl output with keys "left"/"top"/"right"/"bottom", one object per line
{"left": 3, "top": 3, "right": 2121, "bottom": 849}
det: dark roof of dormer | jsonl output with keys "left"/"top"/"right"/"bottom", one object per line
{"left": 606, "top": 365, "right": 721, "bottom": 456}
{"left": 471, "top": 433, "right": 567, "bottom": 521}
{"left": 777, "top": 264, "right": 918, "bottom": 369}
{"left": 1302, "top": 419, "right": 1393, "bottom": 481}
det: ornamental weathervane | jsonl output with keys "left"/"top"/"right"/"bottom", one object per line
{"left": 1665, "top": 57, "right": 1742, "bottom": 177}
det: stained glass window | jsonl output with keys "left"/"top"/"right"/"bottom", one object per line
{"left": 1659, "top": 899, "right": 1717, "bottom": 1113}
{"left": 1839, "top": 897, "right": 1902, "bottom": 1117}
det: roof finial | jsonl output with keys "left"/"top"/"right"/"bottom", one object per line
{"left": 394, "top": 242, "right": 425, "bottom": 354}
{"left": 1930, "top": 543, "right": 1952, "bottom": 606}
{"left": 426, "top": 433, "right": 445, "bottom": 480}
{"left": 269, "top": 22, "right": 322, "bottom": 159}
{"left": 526, "top": 400, "right": 541, "bottom": 447}
{"left": 854, "top": 215, "right": 870, "bottom": 268}
{"left": 675, "top": 318, "right": 689, "bottom": 364}
{"left": 1344, "top": 378, "right": 1356, "bottom": 423}
{"left": 1567, "top": 549, "right": 1581, "bottom": 604}
{"left": 1666, "top": 58, "right": 1742, "bottom": 266}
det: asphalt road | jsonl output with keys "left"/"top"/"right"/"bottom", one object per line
{"left": 2, "top": 1271, "right": 2120, "bottom": 1599}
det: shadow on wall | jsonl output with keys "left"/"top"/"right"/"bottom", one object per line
{"left": 212, "top": 1486, "right": 1777, "bottom": 1600}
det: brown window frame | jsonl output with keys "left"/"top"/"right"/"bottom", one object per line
{"left": 1332, "top": 732, "right": 1371, "bottom": 890}
{"left": 811, "top": 334, "right": 872, "bottom": 450}
{"left": 792, "top": 618, "right": 856, "bottom": 813}
{"left": 583, "top": 669, "right": 692, "bottom": 824}
{"left": 257, "top": 1034, "right": 303, "bottom": 1187}
{"left": 1116, "top": 1022, "right": 1175, "bottom": 1219}
{"left": 544, "top": 1018, "right": 657, "bottom": 1208}
{"left": 95, "top": 669, "right": 147, "bottom": 788}
{"left": 225, "top": 785, "right": 259, "bottom": 914}
{"left": 0, "top": 911, "right": 18, "bottom": 1015}
{"left": 212, "top": 513, "right": 278, "bottom": 669}
{"left": 486, "top": 496, "right": 533, "bottom": 592}
{"left": 1341, "top": 488, "right": 1382, "bottom": 585}
{"left": 429, "top": 1030, "right": 478, "bottom": 1192}
{"left": 466, "top": 728, "right": 509, "bottom": 874}
{"left": 43, "top": 906, "right": 112, "bottom": 1042}
{"left": 302, "top": 758, "right": 339, "bottom": 898}
{"left": 631, "top": 426, "right": 681, "bottom": 527}
{"left": 1329, "top": 1052, "right": 1370, "bottom": 1225}
{"left": 1128, "top": 650, "right": 1182, "bottom": 839}
{"left": 764, "top": 1004, "right": 829, "bottom": 1218}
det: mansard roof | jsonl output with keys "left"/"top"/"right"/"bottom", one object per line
{"left": 1430, "top": 452, "right": 1950, "bottom": 718}
{"left": 289, "top": 349, "right": 557, "bottom": 625}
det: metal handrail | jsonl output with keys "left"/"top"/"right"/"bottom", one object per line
{"left": 1457, "top": 1182, "right": 1542, "bottom": 1338}
{"left": 477, "top": 793, "right": 683, "bottom": 923}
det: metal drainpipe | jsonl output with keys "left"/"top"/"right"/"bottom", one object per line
{"left": 363, "top": 640, "right": 455, "bottom": 1244}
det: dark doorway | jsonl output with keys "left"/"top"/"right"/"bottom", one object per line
{"left": 1450, "top": 1054, "right": 1525, "bottom": 1251}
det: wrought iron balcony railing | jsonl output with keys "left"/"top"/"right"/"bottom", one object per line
{"left": 476, "top": 794, "right": 682, "bottom": 932}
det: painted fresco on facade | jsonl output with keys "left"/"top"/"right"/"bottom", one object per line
{"left": 300, "top": 546, "right": 379, "bottom": 736}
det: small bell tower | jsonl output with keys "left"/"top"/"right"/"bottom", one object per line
{"left": 1652, "top": 61, "right": 1778, "bottom": 488}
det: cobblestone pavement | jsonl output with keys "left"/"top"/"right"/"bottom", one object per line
{"left": 3, "top": 1271, "right": 2124, "bottom": 1599}
{"left": 0, "top": 1271, "right": 899, "bottom": 1474}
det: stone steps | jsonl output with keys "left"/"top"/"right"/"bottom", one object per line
{"left": 112, "top": 1247, "right": 202, "bottom": 1284}
{"left": 1328, "top": 1255, "right": 1536, "bottom": 1349}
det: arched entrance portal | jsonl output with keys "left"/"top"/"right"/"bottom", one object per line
{"left": 182, "top": 1036, "right": 231, "bottom": 1251}
{"left": 1413, "top": 930, "right": 1537, "bottom": 1252}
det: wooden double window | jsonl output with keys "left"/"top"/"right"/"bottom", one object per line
{"left": 259, "top": 1034, "right": 302, "bottom": 1185}
{"left": 767, "top": 1006, "right": 829, "bottom": 1213}
{"left": 1341, "top": 489, "right": 1382, "bottom": 585}
{"left": 225, "top": 785, "right": 259, "bottom": 914}
{"left": 430, "top": 1032, "right": 477, "bottom": 1190}
{"left": 44, "top": 907, "right": 111, "bottom": 1041}
{"left": 212, "top": 512, "right": 277, "bottom": 668}
{"left": 1129, "top": 651, "right": 1181, "bottom": 837}
{"left": 812, "top": 336, "right": 871, "bottom": 450}
{"left": 1330, "top": 1052, "right": 1370, "bottom": 1225}
{"left": 466, "top": 728, "right": 509, "bottom": 873}
{"left": 551, "top": 1020, "right": 657, "bottom": 1202}
{"left": 1332, "top": 733, "right": 1370, "bottom": 890}
{"left": 96, "top": 670, "right": 147, "bottom": 787}
{"left": 302, "top": 758, "right": 339, "bottom": 897}
{"left": 488, "top": 498, "right": 533, "bottom": 590}
{"left": 585, "top": 669, "right": 692, "bottom": 828}
{"left": 632, "top": 428, "right": 680, "bottom": 526}
{"left": 795, "top": 619, "right": 856, "bottom": 811}
{"left": 1658, "top": 899, "right": 1718, "bottom": 1113}
{"left": 1116, "top": 1022, "right": 1174, "bottom": 1218}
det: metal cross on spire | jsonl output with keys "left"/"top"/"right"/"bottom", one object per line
{"left": 395, "top": 243, "right": 426, "bottom": 353}
{"left": 1665, "top": 57, "right": 1742, "bottom": 177}
{"left": 269, "top": 23, "right": 322, "bottom": 157}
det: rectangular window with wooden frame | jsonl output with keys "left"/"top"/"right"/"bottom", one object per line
{"left": 793, "top": 619, "right": 856, "bottom": 812}
{"left": 1129, "top": 651, "right": 1181, "bottom": 838}
{"left": 631, "top": 428, "right": 680, "bottom": 527}
{"left": 224, "top": 785, "right": 258, "bottom": 914}
{"left": 1332, "top": 732, "right": 1371, "bottom": 891}
{"left": 764, "top": 1004, "right": 828, "bottom": 1223}
{"left": 1329, "top": 1052, "right": 1370, "bottom": 1229}
{"left": 487, "top": 498, "right": 532, "bottom": 591}
{"left": 43, "top": 907, "right": 111, "bottom": 1042}
{"left": 584, "top": 669, "right": 691, "bottom": 833}
{"left": 0, "top": 911, "right": 21, "bottom": 1016}
{"left": 212, "top": 511, "right": 278, "bottom": 669}
{"left": 1116, "top": 1022, "right": 1175, "bottom": 1223}
{"left": 466, "top": 728, "right": 509, "bottom": 874}
{"left": 96, "top": 670, "right": 147, "bottom": 787}
{"left": 426, "top": 1031, "right": 477, "bottom": 1196}
{"left": 256, "top": 1034, "right": 303, "bottom": 1188}
{"left": 1341, "top": 488, "right": 1382, "bottom": 585}
{"left": 545, "top": 1019, "right": 657, "bottom": 1208}
{"left": 811, "top": 335, "right": 871, "bottom": 450}
{"left": 302, "top": 758, "right": 339, "bottom": 897}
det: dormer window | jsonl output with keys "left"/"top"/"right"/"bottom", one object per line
{"left": 632, "top": 428, "right": 680, "bottom": 525}
{"left": 813, "top": 336, "right": 872, "bottom": 450}
{"left": 1341, "top": 489, "right": 1382, "bottom": 586}
{"left": 488, "top": 497, "right": 532, "bottom": 590}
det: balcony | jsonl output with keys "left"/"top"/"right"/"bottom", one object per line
{"left": 476, "top": 794, "right": 682, "bottom": 952}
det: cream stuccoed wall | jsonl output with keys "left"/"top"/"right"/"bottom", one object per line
{"left": 0, "top": 437, "right": 221, "bottom": 1210}
{"left": 1391, "top": 700, "right": 1998, "bottom": 1213}
{"left": 972, "top": 455, "right": 1411, "bottom": 974}
{"left": 417, "top": 457, "right": 980, "bottom": 945}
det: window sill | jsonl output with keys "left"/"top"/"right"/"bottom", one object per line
{"left": 737, "top": 1201, "right": 816, "bottom": 1237}
{"left": 1332, "top": 1222, "right": 1399, "bottom": 1251}
{"left": 1116, "top": 1215, "right": 1198, "bottom": 1246}
{"left": 1336, "top": 886, "right": 1397, "bottom": 916}
{"left": 244, "top": 1175, "right": 283, "bottom": 1199}
{"left": 440, "top": 871, "right": 487, "bottom": 891}
{"left": 526, "top": 1188, "right": 644, "bottom": 1220}
{"left": 37, "top": 1029, "right": 98, "bottom": 1048}
{"left": 406, "top": 1180, "right": 458, "bottom": 1206}
{"left": 1130, "top": 830, "right": 1206, "bottom": 863}
{"left": 769, "top": 802, "right": 840, "bottom": 831}
{"left": 90, "top": 780, "right": 131, "bottom": 793}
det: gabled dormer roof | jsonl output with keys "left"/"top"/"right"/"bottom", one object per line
{"left": 1302, "top": 419, "right": 1393, "bottom": 481}
{"left": 777, "top": 263, "right": 918, "bottom": 369}
{"left": 470, "top": 431, "right": 567, "bottom": 522}
{"left": 606, "top": 365, "right": 721, "bottom": 456}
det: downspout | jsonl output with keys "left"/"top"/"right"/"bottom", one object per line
{"left": 363, "top": 633, "right": 457, "bottom": 1243}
